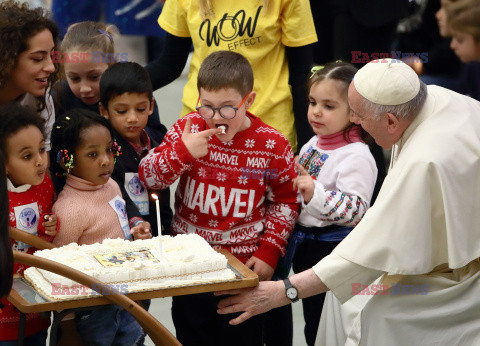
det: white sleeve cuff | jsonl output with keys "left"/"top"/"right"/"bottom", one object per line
{"left": 302, "top": 181, "right": 325, "bottom": 213}
{"left": 313, "top": 252, "right": 385, "bottom": 304}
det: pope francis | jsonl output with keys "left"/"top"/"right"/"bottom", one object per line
{"left": 216, "top": 58, "right": 480, "bottom": 345}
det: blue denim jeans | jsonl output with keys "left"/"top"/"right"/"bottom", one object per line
{"left": 75, "top": 305, "right": 144, "bottom": 346}
{"left": 0, "top": 329, "right": 48, "bottom": 345}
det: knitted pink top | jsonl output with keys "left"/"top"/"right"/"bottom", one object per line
{"left": 52, "top": 175, "right": 127, "bottom": 246}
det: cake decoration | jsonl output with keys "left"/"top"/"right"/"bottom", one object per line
{"left": 24, "top": 234, "right": 236, "bottom": 300}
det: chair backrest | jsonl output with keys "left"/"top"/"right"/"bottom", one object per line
{"left": 9, "top": 227, "right": 57, "bottom": 250}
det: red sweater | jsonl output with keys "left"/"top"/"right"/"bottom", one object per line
{"left": 2, "top": 176, "right": 55, "bottom": 340}
{"left": 140, "top": 112, "right": 299, "bottom": 267}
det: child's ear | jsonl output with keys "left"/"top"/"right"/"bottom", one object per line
{"left": 148, "top": 98, "right": 155, "bottom": 116}
{"left": 98, "top": 103, "right": 110, "bottom": 119}
{"left": 245, "top": 91, "right": 256, "bottom": 110}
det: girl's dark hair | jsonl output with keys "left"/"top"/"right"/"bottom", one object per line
{"left": 50, "top": 108, "right": 114, "bottom": 178}
{"left": 0, "top": 150, "right": 13, "bottom": 297}
{"left": 308, "top": 61, "right": 371, "bottom": 143}
{"left": 0, "top": 102, "right": 46, "bottom": 158}
{"left": 0, "top": 0, "right": 60, "bottom": 111}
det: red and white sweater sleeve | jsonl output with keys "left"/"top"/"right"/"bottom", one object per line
{"left": 139, "top": 115, "right": 195, "bottom": 190}
{"left": 254, "top": 141, "right": 299, "bottom": 268}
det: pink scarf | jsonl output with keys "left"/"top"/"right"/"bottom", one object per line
{"left": 317, "top": 126, "right": 364, "bottom": 150}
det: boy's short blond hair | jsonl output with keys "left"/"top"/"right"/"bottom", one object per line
{"left": 447, "top": 0, "right": 480, "bottom": 40}
{"left": 197, "top": 51, "right": 253, "bottom": 98}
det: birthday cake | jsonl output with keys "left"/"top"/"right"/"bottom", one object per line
{"left": 24, "top": 234, "right": 237, "bottom": 301}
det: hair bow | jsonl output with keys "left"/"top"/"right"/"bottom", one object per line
{"left": 112, "top": 140, "right": 122, "bottom": 163}
{"left": 310, "top": 66, "right": 324, "bottom": 79}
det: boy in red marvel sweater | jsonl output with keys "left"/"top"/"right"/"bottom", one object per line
{"left": 139, "top": 51, "right": 299, "bottom": 345}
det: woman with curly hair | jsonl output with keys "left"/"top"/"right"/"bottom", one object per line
{"left": 0, "top": 0, "right": 59, "bottom": 152}
{"left": 0, "top": 1, "right": 58, "bottom": 343}
{"left": 0, "top": 151, "right": 13, "bottom": 300}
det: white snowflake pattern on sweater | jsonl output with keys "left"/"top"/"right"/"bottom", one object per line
{"left": 208, "top": 219, "right": 219, "bottom": 228}
{"left": 245, "top": 139, "right": 255, "bottom": 148}
{"left": 191, "top": 124, "right": 200, "bottom": 133}
{"left": 198, "top": 167, "right": 207, "bottom": 177}
{"left": 265, "top": 139, "right": 276, "bottom": 149}
{"left": 217, "top": 172, "right": 227, "bottom": 182}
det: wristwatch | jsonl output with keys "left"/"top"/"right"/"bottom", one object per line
{"left": 283, "top": 277, "right": 299, "bottom": 303}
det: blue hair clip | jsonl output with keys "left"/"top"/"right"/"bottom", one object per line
{"left": 97, "top": 29, "right": 113, "bottom": 43}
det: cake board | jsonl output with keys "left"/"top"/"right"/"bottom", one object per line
{"left": 8, "top": 250, "right": 258, "bottom": 345}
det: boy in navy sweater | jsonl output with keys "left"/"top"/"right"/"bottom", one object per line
{"left": 99, "top": 62, "right": 172, "bottom": 236}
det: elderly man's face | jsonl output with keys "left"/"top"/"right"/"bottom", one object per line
{"left": 348, "top": 83, "right": 395, "bottom": 149}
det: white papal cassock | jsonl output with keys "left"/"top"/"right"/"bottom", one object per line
{"left": 313, "top": 85, "right": 480, "bottom": 345}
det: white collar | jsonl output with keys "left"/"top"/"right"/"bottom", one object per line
{"left": 7, "top": 177, "right": 31, "bottom": 193}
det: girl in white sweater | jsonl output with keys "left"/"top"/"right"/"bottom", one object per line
{"left": 286, "top": 62, "right": 378, "bottom": 345}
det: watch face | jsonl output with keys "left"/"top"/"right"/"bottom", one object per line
{"left": 286, "top": 287, "right": 297, "bottom": 299}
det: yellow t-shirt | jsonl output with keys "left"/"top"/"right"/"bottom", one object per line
{"left": 158, "top": 0, "right": 317, "bottom": 151}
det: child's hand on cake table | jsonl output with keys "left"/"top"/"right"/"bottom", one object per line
{"left": 42, "top": 214, "right": 58, "bottom": 237}
{"left": 181, "top": 117, "right": 222, "bottom": 158}
{"left": 245, "top": 256, "right": 274, "bottom": 281}
{"left": 131, "top": 221, "right": 153, "bottom": 240}
{"left": 292, "top": 164, "right": 315, "bottom": 204}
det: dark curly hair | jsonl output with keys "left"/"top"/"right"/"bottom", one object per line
{"left": 50, "top": 108, "right": 114, "bottom": 178}
{"left": 0, "top": 102, "right": 46, "bottom": 158}
{"left": 0, "top": 0, "right": 59, "bottom": 111}
{"left": 0, "top": 150, "right": 13, "bottom": 298}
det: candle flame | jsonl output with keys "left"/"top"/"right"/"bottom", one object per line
{"left": 151, "top": 193, "right": 159, "bottom": 200}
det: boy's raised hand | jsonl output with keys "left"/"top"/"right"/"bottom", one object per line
{"left": 43, "top": 214, "right": 58, "bottom": 237}
{"left": 293, "top": 164, "right": 315, "bottom": 203}
{"left": 181, "top": 117, "right": 222, "bottom": 158}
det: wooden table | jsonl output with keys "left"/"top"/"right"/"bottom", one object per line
{"left": 8, "top": 250, "right": 258, "bottom": 345}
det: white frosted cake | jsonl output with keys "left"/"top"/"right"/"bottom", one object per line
{"left": 24, "top": 234, "right": 237, "bottom": 300}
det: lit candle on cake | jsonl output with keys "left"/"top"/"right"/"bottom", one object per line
{"left": 151, "top": 193, "right": 163, "bottom": 256}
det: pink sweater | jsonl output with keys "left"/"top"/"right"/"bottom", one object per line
{"left": 53, "top": 175, "right": 126, "bottom": 246}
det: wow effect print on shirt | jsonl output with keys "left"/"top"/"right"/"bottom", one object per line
{"left": 199, "top": 6, "right": 263, "bottom": 50}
